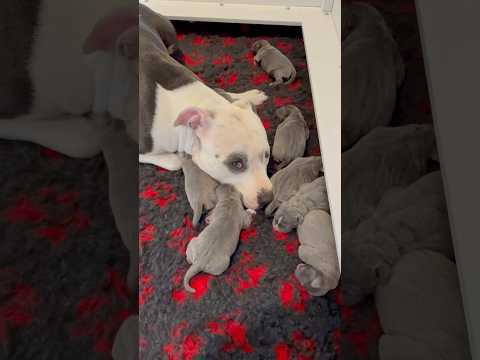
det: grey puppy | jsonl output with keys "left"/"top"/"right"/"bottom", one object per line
{"left": 112, "top": 315, "right": 139, "bottom": 360}
{"left": 251, "top": 39, "right": 296, "bottom": 86}
{"left": 184, "top": 185, "right": 255, "bottom": 292}
{"left": 295, "top": 210, "right": 340, "bottom": 296}
{"left": 341, "top": 171, "right": 455, "bottom": 306}
{"left": 181, "top": 157, "right": 219, "bottom": 227}
{"left": 341, "top": 2, "right": 405, "bottom": 149}
{"left": 140, "top": 3, "right": 178, "bottom": 54}
{"left": 272, "top": 105, "right": 310, "bottom": 170}
{"left": 273, "top": 176, "right": 329, "bottom": 233}
{"left": 91, "top": 115, "right": 138, "bottom": 295}
{"left": 375, "top": 250, "right": 471, "bottom": 360}
{"left": 342, "top": 124, "right": 437, "bottom": 231}
{"left": 265, "top": 156, "right": 323, "bottom": 217}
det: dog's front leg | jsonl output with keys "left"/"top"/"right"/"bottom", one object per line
{"left": 139, "top": 153, "right": 183, "bottom": 171}
{"left": 223, "top": 89, "right": 268, "bottom": 106}
{"left": 0, "top": 114, "right": 102, "bottom": 158}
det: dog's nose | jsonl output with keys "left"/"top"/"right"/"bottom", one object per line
{"left": 257, "top": 189, "right": 273, "bottom": 208}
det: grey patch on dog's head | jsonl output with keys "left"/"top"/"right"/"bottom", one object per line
{"left": 224, "top": 152, "right": 249, "bottom": 174}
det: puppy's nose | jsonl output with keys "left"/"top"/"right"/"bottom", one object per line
{"left": 257, "top": 189, "right": 273, "bottom": 208}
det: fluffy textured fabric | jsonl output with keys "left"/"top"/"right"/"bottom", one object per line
{"left": 0, "top": 142, "right": 132, "bottom": 359}
{"left": 139, "top": 22, "right": 340, "bottom": 359}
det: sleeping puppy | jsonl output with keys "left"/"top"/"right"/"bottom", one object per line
{"left": 182, "top": 157, "right": 219, "bottom": 227}
{"left": 341, "top": 171, "right": 455, "bottom": 306}
{"left": 272, "top": 105, "right": 310, "bottom": 170}
{"left": 184, "top": 185, "right": 255, "bottom": 292}
{"left": 295, "top": 210, "right": 340, "bottom": 296}
{"left": 139, "top": 3, "right": 177, "bottom": 54}
{"left": 375, "top": 250, "right": 471, "bottom": 360}
{"left": 342, "top": 2, "right": 405, "bottom": 150}
{"left": 112, "top": 315, "right": 139, "bottom": 360}
{"left": 342, "top": 124, "right": 437, "bottom": 231}
{"left": 251, "top": 39, "right": 297, "bottom": 86}
{"left": 265, "top": 156, "right": 323, "bottom": 217}
{"left": 273, "top": 176, "right": 329, "bottom": 233}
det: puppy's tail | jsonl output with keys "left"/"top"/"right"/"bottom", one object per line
{"left": 285, "top": 67, "right": 297, "bottom": 85}
{"left": 184, "top": 263, "right": 201, "bottom": 293}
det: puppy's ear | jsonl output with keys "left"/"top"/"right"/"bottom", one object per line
{"left": 83, "top": 6, "right": 138, "bottom": 55}
{"left": 174, "top": 107, "right": 211, "bottom": 134}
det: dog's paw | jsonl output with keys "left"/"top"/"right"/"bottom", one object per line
{"left": 246, "top": 209, "right": 256, "bottom": 216}
{"left": 246, "top": 89, "right": 269, "bottom": 106}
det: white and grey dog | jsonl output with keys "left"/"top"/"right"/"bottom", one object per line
{"left": 140, "top": 6, "right": 273, "bottom": 209}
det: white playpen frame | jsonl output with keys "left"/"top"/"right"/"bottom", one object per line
{"left": 141, "top": 0, "right": 342, "bottom": 266}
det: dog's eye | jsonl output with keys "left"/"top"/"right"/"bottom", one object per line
{"left": 231, "top": 160, "right": 244, "bottom": 170}
{"left": 264, "top": 151, "right": 270, "bottom": 159}
{"left": 224, "top": 152, "right": 248, "bottom": 173}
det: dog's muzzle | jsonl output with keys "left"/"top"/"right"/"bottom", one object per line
{"left": 257, "top": 189, "right": 273, "bottom": 208}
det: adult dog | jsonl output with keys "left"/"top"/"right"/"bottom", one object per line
{"left": 0, "top": 1, "right": 138, "bottom": 157}
{"left": 139, "top": 4, "right": 273, "bottom": 210}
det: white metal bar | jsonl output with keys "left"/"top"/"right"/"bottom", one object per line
{"left": 144, "top": 0, "right": 341, "bottom": 266}
{"left": 143, "top": 0, "right": 325, "bottom": 8}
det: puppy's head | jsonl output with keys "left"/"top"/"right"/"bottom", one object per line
{"left": 175, "top": 100, "right": 273, "bottom": 210}
{"left": 273, "top": 206, "right": 304, "bottom": 233}
{"left": 341, "top": 234, "right": 398, "bottom": 306}
{"left": 251, "top": 40, "right": 269, "bottom": 53}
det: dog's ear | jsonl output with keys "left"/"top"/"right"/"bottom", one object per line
{"left": 174, "top": 107, "right": 211, "bottom": 134}
{"left": 83, "top": 6, "right": 138, "bottom": 56}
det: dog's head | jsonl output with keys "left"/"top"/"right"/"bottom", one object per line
{"left": 273, "top": 205, "right": 303, "bottom": 233}
{"left": 175, "top": 100, "right": 273, "bottom": 210}
{"left": 251, "top": 39, "right": 270, "bottom": 53}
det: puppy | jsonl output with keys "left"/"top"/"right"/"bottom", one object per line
{"left": 139, "top": 3, "right": 177, "bottom": 54}
{"left": 342, "top": 124, "right": 437, "bottom": 231}
{"left": 341, "top": 171, "right": 455, "bottom": 306}
{"left": 265, "top": 156, "right": 323, "bottom": 216}
{"left": 375, "top": 250, "right": 471, "bottom": 360}
{"left": 182, "top": 157, "right": 219, "bottom": 227}
{"left": 112, "top": 315, "right": 139, "bottom": 360}
{"left": 273, "top": 176, "right": 329, "bottom": 233}
{"left": 272, "top": 105, "right": 310, "bottom": 170}
{"left": 184, "top": 185, "right": 255, "bottom": 292}
{"left": 342, "top": 2, "right": 405, "bottom": 149}
{"left": 251, "top": 39, "right": 296, "bottom": 86}
{"left": 295, "top": 210, "right": 340, "bottom": 296}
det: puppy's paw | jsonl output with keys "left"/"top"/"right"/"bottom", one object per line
{"left": 246, "top": 209, "right": 256, "bottom": 216}
{"left": 295, "top": 263, "right": 326, "bottom": 296}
